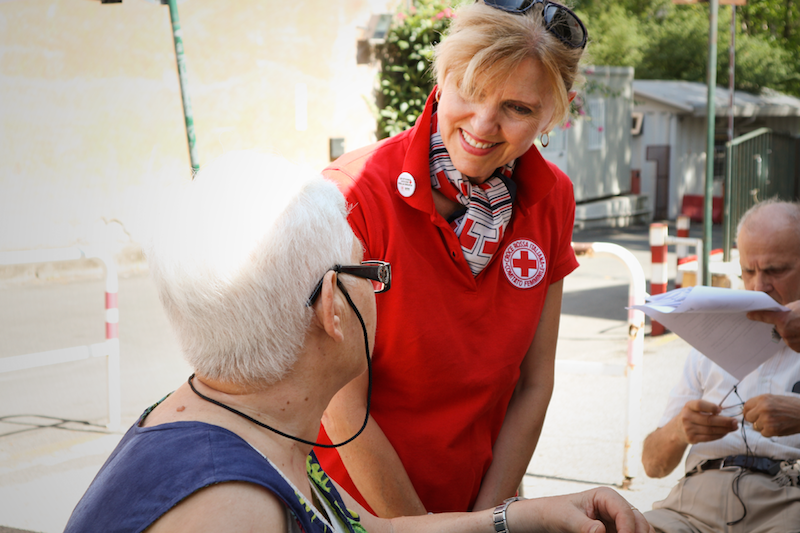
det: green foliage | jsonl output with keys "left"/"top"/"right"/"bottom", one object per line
{"left": 575, "top": 4, "right": 644, "bottom": 68}
{"left": 635, "top": 7, "right": 711, "bottom": 82}
{"left": 740, "top": 0, "right": 800, "bottom": 46}
{"left": 577, "top": 0, "right": 800, "bottom": 97}
{"left": 374, "top": 0, "right": 464, "bottom": 139}
{"left": 721, "top": 31, "right": 796, "bottom": 96}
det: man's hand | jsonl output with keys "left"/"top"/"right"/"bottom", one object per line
{"left": 642, "top": 399, "right": 739, "bottom": 478}
{"left": 748, "top": 300, "right": 800, "bottom": 353}
{"left": 676, "top": 399, "right": 739, "bottom": 444}
{"left": 743, "top": 394, "right": 800, "bottom": 437}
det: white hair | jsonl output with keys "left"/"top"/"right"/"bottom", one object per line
{"left": 147, "top": 151, "right": 356, "bottom": 386}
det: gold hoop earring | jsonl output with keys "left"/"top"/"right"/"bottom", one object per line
{"left": 540, "top": 132, "right": 550, "bottom": 148}
{"left": 435, "top": 88, "right": 442, "bottom": 102}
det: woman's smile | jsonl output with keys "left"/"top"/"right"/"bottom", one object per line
{"left": 460, "top": 129, "right": 500, "bottom": 151}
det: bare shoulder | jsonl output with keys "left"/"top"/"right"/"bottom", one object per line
{"left": 146, "top": 481, "right": 288, "bottom": 533}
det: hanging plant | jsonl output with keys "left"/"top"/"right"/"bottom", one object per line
{"left": 373, "top": 0, "right": 460, "bottom": 139}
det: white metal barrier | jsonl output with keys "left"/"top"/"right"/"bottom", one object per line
{"left": 0, "top": 246, "right": 121, "bottom": 431}
{"left": 560, "top": 242, "right": 646, "bottom": 487}
{"left": 666, "top": 236, "right": 703, "bottom": 288}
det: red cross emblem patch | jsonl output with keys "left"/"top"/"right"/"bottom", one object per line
{"left": 502, "top": 239, "right": 546, "bottom": 289}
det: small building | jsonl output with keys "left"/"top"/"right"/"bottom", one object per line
{"left": 538, "top": 66, "right": 648, "bottom": 229}
{"left": 631, "top": 80, "right": 800, "bottom": 222}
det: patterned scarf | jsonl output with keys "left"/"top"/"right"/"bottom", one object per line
{"left": 429, "top": 107, "right": 517, "bottom": 276}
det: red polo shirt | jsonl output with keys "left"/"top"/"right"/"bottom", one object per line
{"left": 316, "top": 90, "right": 578, "bottom": 513}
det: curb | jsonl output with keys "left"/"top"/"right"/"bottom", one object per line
{"left": 0, "top": 244, "right": 149, "bottom": 287}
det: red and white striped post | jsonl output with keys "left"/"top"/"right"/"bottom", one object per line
{"left": 106, "top": 292, "right": 119, "bottom": 341}
{"left": 102, "top": 252, "right": 121, "bottom": 432}
{"left": 674, "top": 215, "right": 690, "bottom": 289}
{"left": 649, "top": 223, "right": 669, "bottom": 336}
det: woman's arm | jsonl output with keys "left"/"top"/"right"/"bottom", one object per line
{"left": 322, "top": 369, "right": 427, "bottom": 517}
{"left": 344, "top": 483, "right": 653, "bottom": 533}
{"left": 472, "top": 279, "right": 563, "bottom": 511}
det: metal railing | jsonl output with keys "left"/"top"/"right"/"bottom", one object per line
{"left": 723, "top": 128, "right": 799, "bottom": 260}
{"left": 560, "top": 241, "right": 646, "bottom": 487}
{"left": 0, "top": 247, "right": 121, "bottom": 431}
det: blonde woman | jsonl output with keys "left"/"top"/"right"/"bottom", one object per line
{"left": 318, "top": 0, "right": 589, "bottom": 517}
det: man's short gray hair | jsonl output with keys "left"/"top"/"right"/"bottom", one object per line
{"left": 736, "top": 197, "right": 800, "bottom": 243}
{"left": 148, "top": 151, "right": 356, "bottom": 386}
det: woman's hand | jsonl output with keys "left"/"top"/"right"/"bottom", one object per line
{"left": 507, "top": 488, "right": 654, "bottom": 533}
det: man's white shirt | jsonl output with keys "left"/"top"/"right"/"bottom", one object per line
{"left": 658, "top": 344, "right": 800, "bottom": 473}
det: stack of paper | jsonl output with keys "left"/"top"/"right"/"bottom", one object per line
{"left": 632, "top": 286, "right": 788, "bottom": 380}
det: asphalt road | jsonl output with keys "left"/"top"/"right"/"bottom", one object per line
{"left": 0, "top": 222, "right": 724, "bottom": 532}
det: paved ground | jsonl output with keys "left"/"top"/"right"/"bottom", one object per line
{"left": 0, "top": 222, "right": 728, "bottom": 532}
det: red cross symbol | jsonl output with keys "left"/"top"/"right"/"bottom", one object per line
{"left": 513, "top": 250, "right": 538, "bottom": 278}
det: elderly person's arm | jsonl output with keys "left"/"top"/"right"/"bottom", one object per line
{"left": 322, "top": 370, "right": 427, "bottom": 517}
{"left": 642, "top": 399, "right": 738, "bottom": 478}
{"left": 146, "top": 481, "right": 290, "bottom": 532}
{"left": 748, "top": 300, "right": 800, "bottom": 352}
{"left": 471, "top": 279, "right": 561, "bottom": 511}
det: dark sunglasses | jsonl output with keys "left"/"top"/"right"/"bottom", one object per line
{"left": 483, "top": 0, "right": 587, "bottom": 49}
{"left": 307, "top": 260, "right": 392, "bottom": 306}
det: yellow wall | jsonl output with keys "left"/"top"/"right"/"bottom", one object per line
{"left": 0, "top": 0, "right": 392, "bottom": 253}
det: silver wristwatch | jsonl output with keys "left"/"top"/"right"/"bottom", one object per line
{"left": 492, "top": 496, "right": 523, "bottom": 533}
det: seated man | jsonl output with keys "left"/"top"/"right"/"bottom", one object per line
{"left": 642, "top": 199, "right": 800, "bottom": 532}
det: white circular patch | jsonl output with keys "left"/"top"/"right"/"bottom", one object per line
{"left": 502, "top": 239, "right": 547, "bottom": 289}
{"left": 396, "top": 172, "right": 416, "bottom": 197}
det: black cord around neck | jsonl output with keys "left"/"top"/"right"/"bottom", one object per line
{"left": 727, "top": 384, "right": 750, "bottom": 526}
{"left": 188, "top": 279, "right": 372, "bottom": 448}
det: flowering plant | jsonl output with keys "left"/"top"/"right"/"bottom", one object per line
{"left": 563, "top": 76, "right": 619, "bottom": 129}
{"left": 374, "top": 0, "right": 463, "bottom": 138}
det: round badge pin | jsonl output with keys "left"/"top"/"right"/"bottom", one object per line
{"left": 502, "top": 239, "right": 547, "bottom": 289}
{"left": 397, "top": 172, "right": 416, "bottom": 198}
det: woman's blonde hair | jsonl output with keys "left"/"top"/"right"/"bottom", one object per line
{"left": 433, "top": 2, "right": 584, "bottom": 132}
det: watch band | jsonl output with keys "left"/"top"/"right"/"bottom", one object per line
{"left": 492, "top": 496, "right": 523, "bottom": 533}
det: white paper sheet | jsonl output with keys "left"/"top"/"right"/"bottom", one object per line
{"left": 632, "top": 286, "right": 788, "bottom": 380}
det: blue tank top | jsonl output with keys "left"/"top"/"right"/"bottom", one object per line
{"left": 65, "top": 401, "right": 367, "bottom": 533}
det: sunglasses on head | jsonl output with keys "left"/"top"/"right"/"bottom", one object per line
{"left": 483, "top": 0, "right": 587, "bottom": 49}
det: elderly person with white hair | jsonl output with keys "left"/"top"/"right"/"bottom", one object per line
{"left": 64, "top": 151, "right": 651, "bottom": 533}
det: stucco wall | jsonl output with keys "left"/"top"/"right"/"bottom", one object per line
{"left": 0, "top": 0, "right": 393, "bottom": 254}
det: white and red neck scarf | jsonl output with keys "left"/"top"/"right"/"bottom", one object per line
{"left": 429, "top": 108, "right": 517, "bottom": 276}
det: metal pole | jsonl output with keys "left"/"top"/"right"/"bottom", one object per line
{"left": 724, "top": 6, "right": 736, "bottom": 262}
{"left": 703, "top": 0, "right": 719, "bottom": 287}
{"left": 728, "top": 6, "right": 735, "bottom": 145}
{"left": 167, "top": 0, "right": 200, "bottom": 173}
